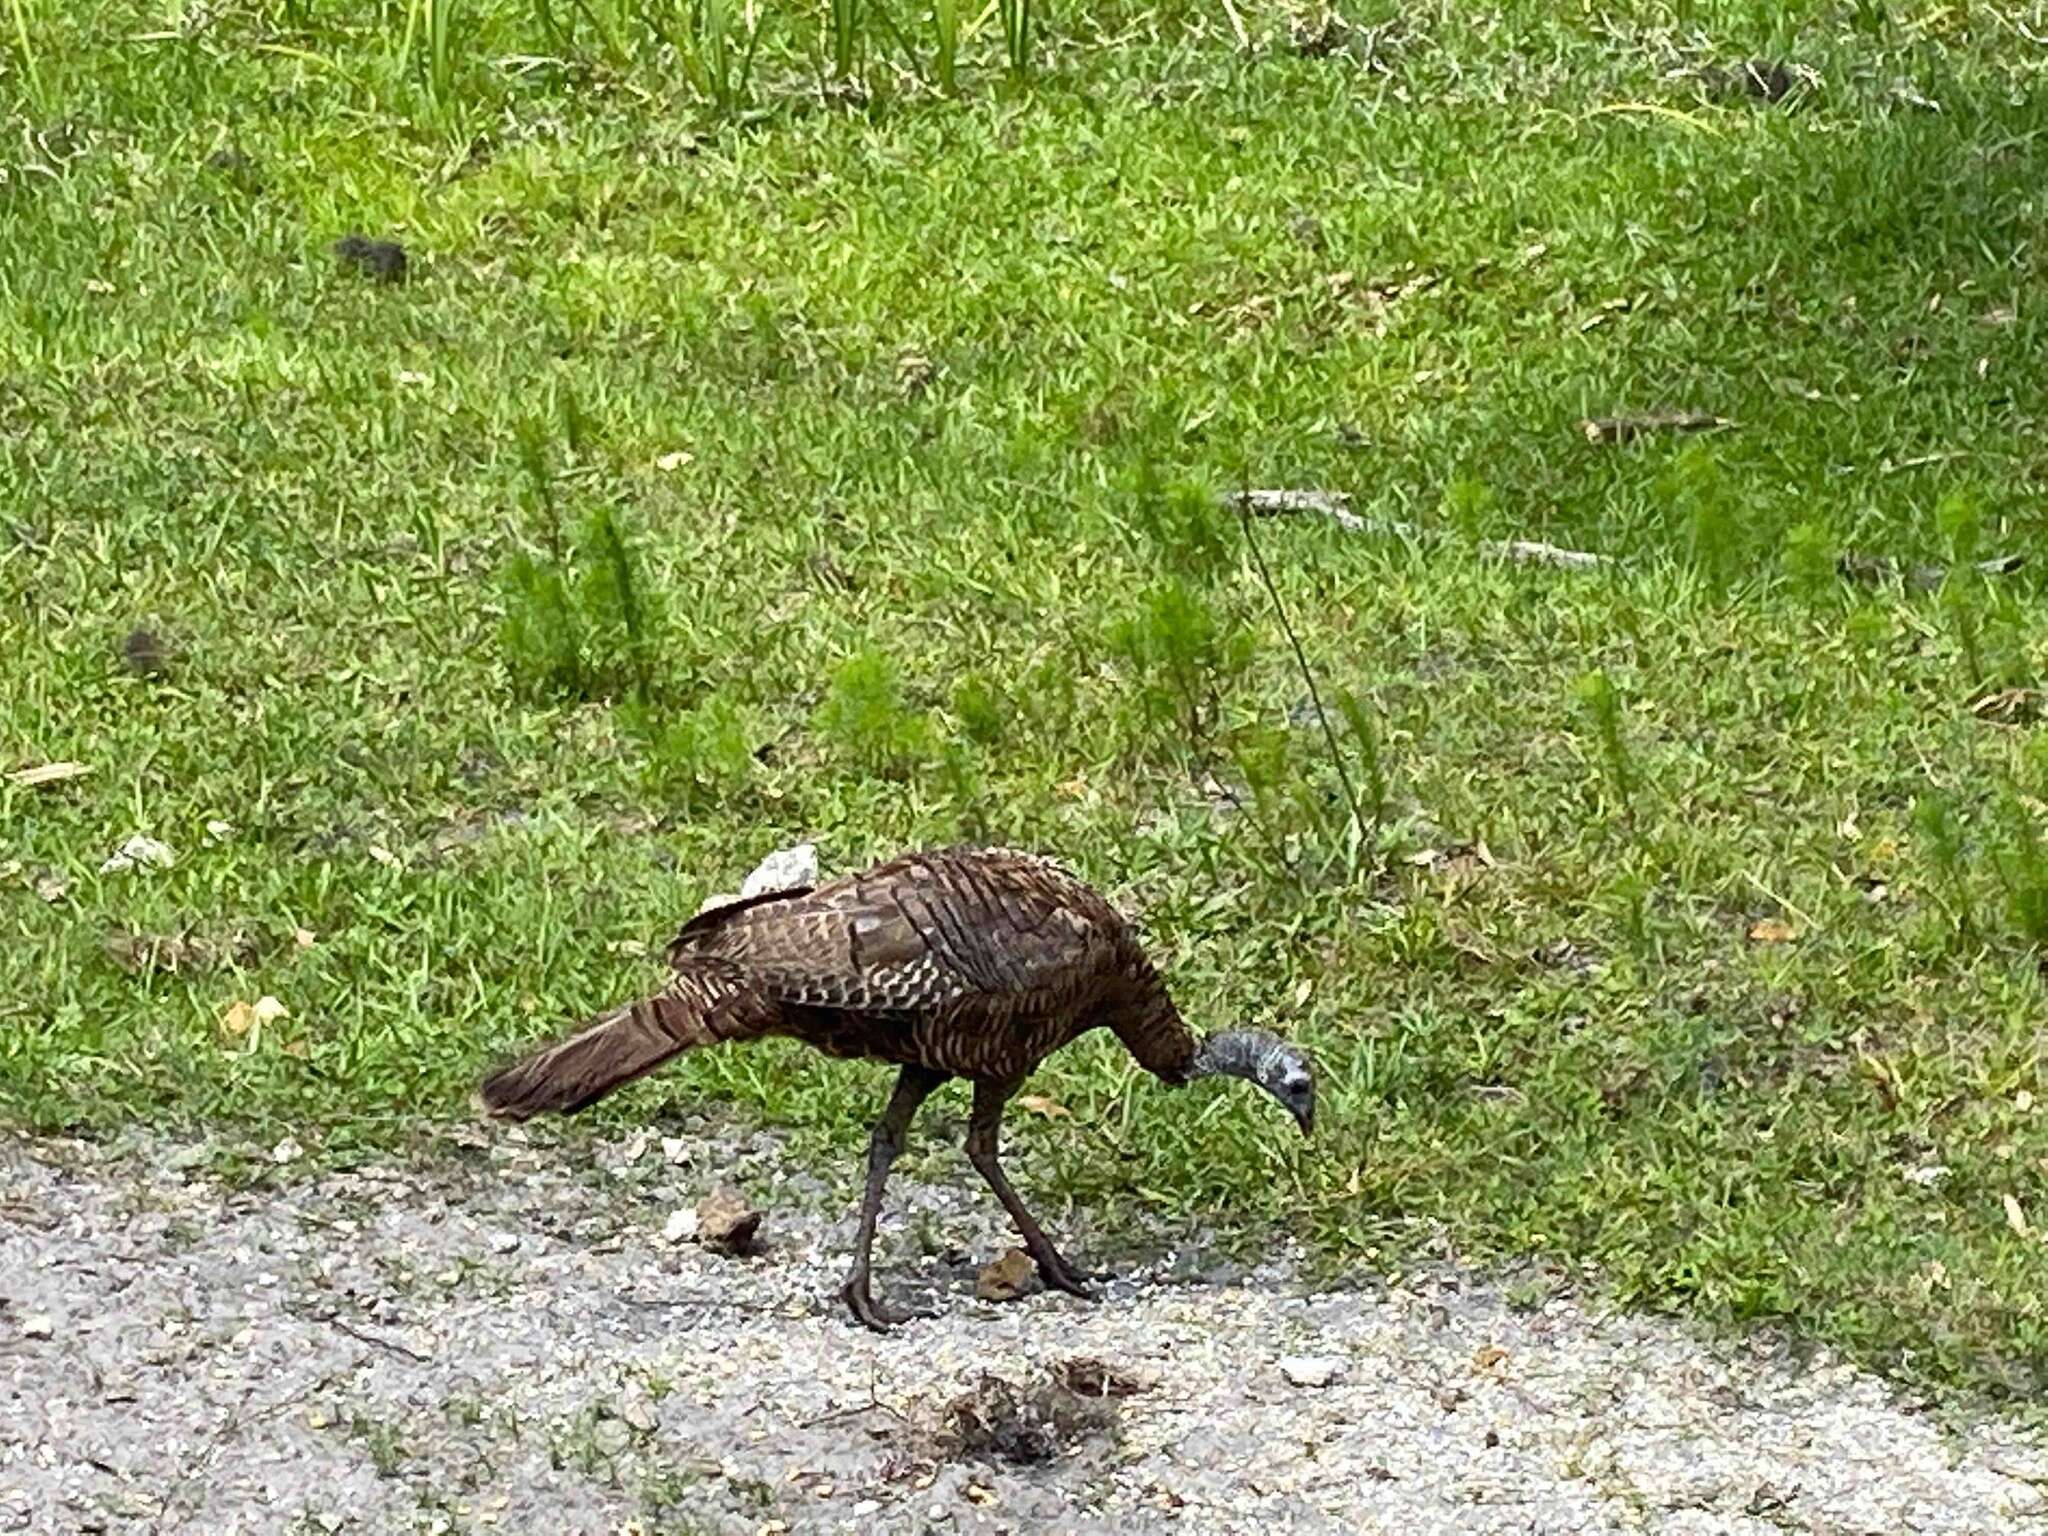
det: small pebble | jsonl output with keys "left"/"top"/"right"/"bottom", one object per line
{"left": 1279, "top": 1354, "right": 1348, "bottom": 1389}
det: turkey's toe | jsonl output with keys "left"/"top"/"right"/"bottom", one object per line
{"left": 841, "top": 1277, "right": 925, "bottom": 1332}
{"left": 1035, "top": 1253, "right": 1101, "bottom": 1300}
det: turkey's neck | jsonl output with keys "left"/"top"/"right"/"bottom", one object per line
{"left": 1189, "top": 1029, "right": 1283, "bottom": 1085}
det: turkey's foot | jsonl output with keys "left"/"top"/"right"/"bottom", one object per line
{"left": 841, "top": 1275, "right": 929, "bottom": 1332}
{"left": 1029, "top": 1244, "right": 1101, "bottom": 1301}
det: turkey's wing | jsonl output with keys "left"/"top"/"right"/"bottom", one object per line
{"left": 702, "top": 852, "right": 1120, "bottom": 1013}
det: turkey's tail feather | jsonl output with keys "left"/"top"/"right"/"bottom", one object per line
{"left": 478, "top": 978, "right": 743, "bottom": 1120}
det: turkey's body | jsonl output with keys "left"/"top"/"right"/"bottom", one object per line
{"left": 479, "top": 845, "right": 1204, "bottom": 1328}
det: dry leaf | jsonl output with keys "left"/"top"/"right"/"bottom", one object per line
{"left": 221, "top": 995, "right": 287, "bottom": 1039}
{"left": 693, "top": 1185, "right": 763, "bottom": 1256}
{"left": 109, "top": 928, "right": 263, "bottom": 976}
{"left": 99, "top": 835, "right": 174, "bottom": 874}
{"left": 1746, "top": 918, "right": 1798, "bottom": 945}
{"left": 895, "top": 349, "right": 935, "bottom": 394}
{"left": 1408, "top": 842, "right": 1497, "bottom": 877}
{"left": 7, "top": 761, "right": 91, "bottom": 788}
{"left": 2003, "top": 1194, "right": 2030, "bottom": 1239}
{"left": 1971, "top": 688, "right": 2048, "bottom": 727}
{"left": 1471, "top": 1344, "right": 1509, "bottom": 1374}
{"left": 34, "top": 874, "right": 69, "bottom": 903}
{"left": 654, "top": 449, "right": 694, "bottom": 472}
{"left": 109, "top": 932, "right": 197, "bottom": 976}
{"left": 976, "top": 1248, "right": 1038, "bottom": 1302}
{"left": 1016, "top": 1094, "right": 1071, "bottom": 1120}
{"left": 367, "top": 844, "right": 400, "bottom": 869}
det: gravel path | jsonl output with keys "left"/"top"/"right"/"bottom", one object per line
{"left": 5, "top": 1125, "right": 2046, "bottom": 1535}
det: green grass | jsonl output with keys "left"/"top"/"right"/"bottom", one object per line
{"left": 6, "top": 0, "right": 2048, "bottom": 1400}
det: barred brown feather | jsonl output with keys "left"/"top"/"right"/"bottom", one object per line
{"left": 479, "top": 846, "right": 1195, "bottom": 1108}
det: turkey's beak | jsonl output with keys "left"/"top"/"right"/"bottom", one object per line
{"left": 1295, "top": 1099, "right": 1315, "bottom": 1139}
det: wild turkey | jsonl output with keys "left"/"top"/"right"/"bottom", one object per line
{"left": 478, "top": 845, "right": 1316, "bottom": 1329}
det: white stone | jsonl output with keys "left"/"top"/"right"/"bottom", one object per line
{"left": 1279, "top": 1354, "right": 1348, "bottom": 1389}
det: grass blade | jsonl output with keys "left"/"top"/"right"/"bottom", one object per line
{"left": 7, "top": 0, "right": 40, "bottom": 105}
{"left": 830, "top": 0, "right": 862, "bottom": 79}
{"left": 933, "top": 0, "right": 958, "bottom": 91}
{"left": 999, "top": 0, "right": 1030, "bottom": 75}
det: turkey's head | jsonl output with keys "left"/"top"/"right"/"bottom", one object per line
{"left": 1192, "top": 1029, "right": 1316, "bottom": 1137}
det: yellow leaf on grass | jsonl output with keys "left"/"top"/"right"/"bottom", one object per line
{"left": 1017, "top": 1094, "right": 1070, "bottom": 1120}
{"left": 222, "top": 995, "right": 288, "bottom": 1039}
{"left": 1746, "top": 918, "right": 1798, "bottom": 945}
{"left": 2003, "top": 1194, "right": 2030, "bottom": 1239}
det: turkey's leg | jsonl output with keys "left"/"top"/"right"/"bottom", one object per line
{"left": 966, "top": 1078, "right": 1097, "bottom": 1300}
{"left": 842, "top": 1063, "right": 947, "bottom": 1332}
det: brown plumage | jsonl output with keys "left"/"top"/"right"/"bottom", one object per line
{"left": 479, "top": 845, "right": 1315, "bottom": 1329}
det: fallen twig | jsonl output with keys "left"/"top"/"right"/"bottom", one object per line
{"left": 322, "top": 1315, "right": 431, "bottom": 1364}
{"left": 1245, "top": 489, "right": 1610, "bottom": 568}
{"left": 6, "top": 761, "right": 91, "bottom": 788}
{"left": 1240, "top": 486, "right": 2023, "bottom": 590}
{"left": 1837, "top": 551, "right": 2024, "bottom": 592}
{"left": 798, "top": 1360, "right": 906, "bottom": 1428}
{"left": 1232, "top": 488, "right": 1365, "bottom": 530}
{"left": 1578, "top": 410, "right": 1730, "bottom": 444}
{"left": 1479, "top": 539, "right": 1611, "bottom": 570}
